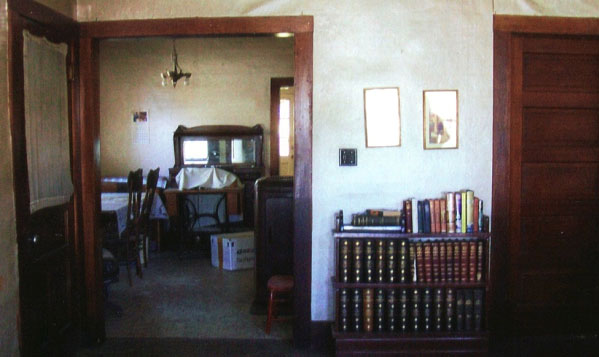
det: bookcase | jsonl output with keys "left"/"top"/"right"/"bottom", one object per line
{"left": 331, "top": 229, "right": 491, "bottom": 356}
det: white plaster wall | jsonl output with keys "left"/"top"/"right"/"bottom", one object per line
{"left": 99, "top": 37, "right": 294, "bottom": 177}
{"left": 76, "top": 0, "right": 599, "bottom": 321}
{"left": 0, "top": 0, "right": 20, "bottom": 355}
{"left": 35, "top": 0, "right": 76, "bottom": 19}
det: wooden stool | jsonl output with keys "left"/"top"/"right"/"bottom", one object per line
{"left": 265, "top": 275, "right": 294, "bottom": 334}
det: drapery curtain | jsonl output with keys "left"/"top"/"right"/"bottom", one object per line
{"left": 23, "top": 30, "right": 73, "bottom": 213}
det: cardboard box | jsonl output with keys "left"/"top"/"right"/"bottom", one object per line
{"left": 211, "top": 231, "right": 255, "bottom": 270}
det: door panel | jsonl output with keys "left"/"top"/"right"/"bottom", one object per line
{"left": 509, "top": 35, "right": 599, "bottom": 335}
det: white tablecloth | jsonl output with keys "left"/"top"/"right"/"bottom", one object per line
{"left": 101, "top": 193, "right": 168, "bottom": 235}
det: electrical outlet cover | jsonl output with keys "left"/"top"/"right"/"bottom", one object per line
{"left": 339, "top": 148, "right": 357, "bottom": 166}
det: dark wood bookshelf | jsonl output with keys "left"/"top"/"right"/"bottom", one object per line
{"left": 332, "top": 227, "right": 491, "bottom": 356}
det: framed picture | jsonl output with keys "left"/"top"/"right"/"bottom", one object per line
{"left": 364, "top": 87, "right": 401, "bottom": 148}
{"left": 423, "top": 90, "right": 458, "bottom": 149}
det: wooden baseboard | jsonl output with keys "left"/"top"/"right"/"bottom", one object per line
{"left": 311, "top": 320, "right": 334, "bottom": 354}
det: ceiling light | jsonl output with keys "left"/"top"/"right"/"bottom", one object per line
{"left": 161, "top": 39, "right": 192, "bottom": 87}
{"left": 275, "top": 32, "right": 293, "bottom": 38}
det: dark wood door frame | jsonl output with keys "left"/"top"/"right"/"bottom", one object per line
{"left": 270, "top": 77, "right": 295, "bottom": 176}
{"left": 492, "top": 14, "right": 599, "bottom": 340}
{"left": 78, "top": 16, "right": 313, "bottom": 346}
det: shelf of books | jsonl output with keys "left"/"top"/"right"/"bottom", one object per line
{"left": 331, "top": 192, "right": 491, "bottom": 355}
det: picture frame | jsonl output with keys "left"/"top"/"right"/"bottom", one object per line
{"left": 423, "top": 89, "right": 458, "bottom": 149}
{"left": 363, "top": 87, "right": 401, "bottom": 148}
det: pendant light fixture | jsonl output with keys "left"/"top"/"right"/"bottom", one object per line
{"left": 161, "top": 39, "right": 191, "bottom": 87}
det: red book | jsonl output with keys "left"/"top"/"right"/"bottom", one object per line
{"left": 440, "top": 199, "right": 447, "bottom": 233}
{"left": 460, "top": 241, "right": 469, "bottom": 282}
{"left": 432, "top": 242, "right": 440, "bottom": 282}
{"left": 445, "top": 241, "right": 453, "bottom": 282}
{"left": 416, "top": 242, "right": 425, "bottom": 283}
{"left": 476, "top": 240, "right": 484, "bottom": 281}
{"left": 473, "top": 197, "right": 480, "bottom": 233}
{"left": 405, "top": 200, "right": 413, "bottom": 233}
{"left": 469, "top": 241, "right": 477, "bottom": 282}
{"left": 453, "top": 241, "right": 460, "bottom": 283}
{"left": 424, "top": 242, "right": 432, "bottom": 283}
{"left": 439, "top": 241, "right": 447, "bottom": 282}
{"left": 433, "top": 199, "right": 441, "bottom": 233}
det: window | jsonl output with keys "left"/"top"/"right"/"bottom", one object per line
{"left": 279, "top": 98, "right": 291, "bottom": 157}
{"left": 183, "top": 140, "right": 208, "bottom": 164}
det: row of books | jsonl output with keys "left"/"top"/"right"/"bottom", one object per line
{"left": 403, "top": 191, "right": 487, "bottom": 234}
{"left": 339, "top": 239, "right": 485, "bottom": 284}
{"left": 338, "top": 288, "right": 484, "bottom": 333}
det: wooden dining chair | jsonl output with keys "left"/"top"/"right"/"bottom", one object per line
{"left": 122, "top": 168, "right": 143, "bottom": 286}
{"left": 139, "top": 167, "right": 159, "bottom": 268}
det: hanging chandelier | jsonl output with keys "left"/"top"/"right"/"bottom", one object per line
{"left": 161, "top": 40, "right": 191, "bottom": 87}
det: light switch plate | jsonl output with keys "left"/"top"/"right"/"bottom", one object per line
{"left": 339, "top": 148, "right": 357, "bottom": 166}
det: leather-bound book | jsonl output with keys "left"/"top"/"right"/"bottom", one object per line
{"left": 456, "top": 289, "right": 465, "bottom": 331}
{"left": 399, "top": 289, "right": 409, "bottom": 332}
{"left": 352, "top": 288, "right": 362, "bottom": 332}
{"left": 473, "top": 197, "right": 480, "bottom": 233}
{"left": 468, "top": 241, "right": 477, "bottom": 282}
{"left": 464, "top": 289, "right": 474, "bottom": 331}
{"left": 423, "top": 242, "right": 432, "bottom": 283}
{"left": 423, "top": 200, "right": 431, "bottom": 233}
{"left": 416, "top": 242, "right": 425, "bottom": 284}
{"left": 363, "top": 289, "right": 374, "bottom": 332}
{"left": 446, "top": 241, "right": 454, "bottom": 282}
{"left": 476, "top": 240, "right": 484, "bottom": 281}
{"left": 474, "top": 289, "right": 484, "bottom": 331}
{"left": 364, "top": 240, "right": 375, "bottom": 283}
{"left": 405, "top": 200, "right": 412, "bottom": 233}
{"left": 411, "top": 198, "right": 419, "bottom": 234}
{"left": 455, "top": 192, "right": 462, "bottom": 233}
{"left": 411, "top": 288, "right": 421, "bottom": 332}
{"left": 446, "top": 288, "right": 455, "bottom": 331}
{"left": 339, "top": 289, "right": 349, "bottom": 332}
{"left": 446, "top": 192, "right": 455, "bottom": 233}
{"left": 398, "top": 240, "right": 408, "bottom": 283}
{"left": 453, "top": 241, "right": 461, "bottom": 283}
{"left": 466, "top": 190, "right": 474, "bottom": 233}
{"left": 387, "top": 240, "right": 397, "bottom": 283}
{"left": 375, "top": 240, "right": 385, "bottom": 283}
{"left": 409, "top": 242, "right": 417, "bottom": 282}
{"left": 353, "top": 240, "right": 363, "bottom": 283}
{"left": 433, "top": 199, "right": 441, "bottom": 233}
{"left": 340, "top": 239, "right": 351, "bottom": 283}
{"left": 439, "top": 241, "right": 447, "bottom": 282}
{"left": 374, "top": 289, "right": 385, "bottom": 332}
{"left": 429, "top": 199, "right": 437, "bottom": 233}
{"left": 423, "top": 288, "right": 432, "bottom": 332}
{"left": 460, "top": 241, "right": 469, "bottom": 282}
{"left": 434, "top": 288, "right": 444, "bottom": 331}
{"left": 432, "top": 242, "right": 440, "bottom": 282}
{"left": 386, "top": 289, "right": 397, "bottom": 332}
{"left": 440, "top": 198, "right": 447, "bottom": 233}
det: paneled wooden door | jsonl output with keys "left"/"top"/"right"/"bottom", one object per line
{"left": 507, "top": 34, "right": 599, "bottom": 335}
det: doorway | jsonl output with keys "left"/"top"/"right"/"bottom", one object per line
{"left": 270, "top": 77, "right": 295, "bottom": 176}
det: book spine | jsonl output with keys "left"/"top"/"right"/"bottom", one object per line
{"left": 364, "top": 240, "right": 375, "bottom": 283}
{"left": 416, "top": 242, "right": 425, "bottom": 284}
{"left": 405, "top": 200, "right": 412, "bottom": 233}
{"left": 461, "top": 191, "right": 467, "bottom": 233}
{"left": 456, "top": 289, "right": 465, "bottom": 331}
{"left": 446, "top": 288, "right": 455, "bottom": 331}
{"left": 399, "top": 288, "right": 409, "bottom": 332}
{"left": 434, "top": 288, "right": 444, "bottom": 332}
{"left": 339, "top": 288, "right": 349, "bottom": 332}
{"left": 398, "top": 240, "right": 408, "bottom": 283}
{"left": 439, "top": 240, "right": 447, "bottom": 282}
{"left": 387, "top": 240, "right": 397, "bottom": 283}
{"left": 375, "top": 239, "right": 385, "bottom": 283}
{"left": 446, "top": 192, "right": 455, "bottom": 233}
{"left": 473, "top": 197, "right": 480, "bottom": 233}
{"left": 352, "top": 214, "right": 403, "bottom": 226}
{"left": 423, "top": 200, "right": 431, "bottom": 233}
{"left": 375, "top": 288, "right": 385, "bottom": 332}
{"left": 353, "top": 240, "right": 363, "bottom": 283}
{"left": 460, "top": 241, "right": 469, "bottom": 282}
{"left": 433, "top": 199, "right": 441, "bottom": 233}
{"left": 476, "top": 240, "right": 484, "bottom": 281}
{"left": 412, "top": 288, "right": 420, "bottom": 332}
{"left": 424, "top": 242, "right": 432, "bottom": 283}
{"left": 478, "top": 199, "right": 484, "bottom": 232}
{"left": 483, "top": 215, "right": 490, "bottom": 233}
{"left": 464, "top": 289, "right": 474, "bottom": 331}
{"left": 411, "top": 198, "right": 419, "bottom": 234}
{"left": 440, "top": 198, "right": 447, "bottom": 233}
{"left": 417, "top": 201, "right": 424, "bottom": 233}
{"left": 474, "top": 289, "right": 484, "bottom": 331}
{"left": 453, "top": 241, "right": 461, "bottom": 284}
{"left": 455, "top": 192, "right": 462, "bottom": 233}
{"left": 446, "top": 240, "right": 454, "bottom": 282}
{"left": 363, "top": 288, "right": 374, "bottom": 332}
{"left": 340, "top": 239, "right": 351, "bottom": 283}
{"left": 386, "top": 289, "right": 397, "bottom": 332}
{"left": 351, "top": 288, "right": 362, "bottom": 332}
{"left": 432, "top": 241, "right": 440, "bottom": 282}
{"left": 466, "top": 190, "right": 474, "bottom": 233}
{"left": 423, "top": 288, "right": 432, "bottom": 332}
{"left": 468, "top": 241, "right": 477, "bottom": 282}
{"left": 409, "top": 242, "right": 417, "bottom": 283}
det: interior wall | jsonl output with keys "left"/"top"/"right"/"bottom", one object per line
{"left": 0, "top": 1, "right": 20, "bottom": 355}
{"left": 77, "top": 0, "right": 599, "bottom": 321}
{"left": 35, "top": 0, "right": 76, "bottom": 19}
{"left": 99, "top": 37, "right": 294, "bottom": 177}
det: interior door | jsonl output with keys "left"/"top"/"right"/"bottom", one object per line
{"left": 507, "top": 34, "right": 599, "bottom": 335}
{"left": 8, "top": 9, "right": 79, "bottom": 356}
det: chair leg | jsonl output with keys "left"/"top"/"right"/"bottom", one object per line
{"left": 266, "top": 290, "right": 275, "bottom": 334}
